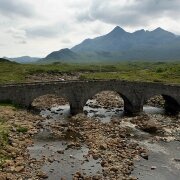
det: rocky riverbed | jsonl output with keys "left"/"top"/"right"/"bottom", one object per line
{"left": 25, "top": 72, "right": 81, "bottom": 82}
{"left": 0, "top": 91, "right": 179, "bottom": 179}
{"left": 0, "top": 106, "right": 44, "bottom": 179}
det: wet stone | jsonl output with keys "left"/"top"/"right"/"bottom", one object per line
{"left": 57, "top": 149, "right": 65, "bottom": 154}
{"left": 140, "top": 153, "right": 149, "bottom": 160}
{"left": 37, "top": 171, "right": 48, "bottom": 178}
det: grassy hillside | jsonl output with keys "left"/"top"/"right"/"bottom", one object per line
{"left": 0, "top": 60, "right": 179, "bottom": 84}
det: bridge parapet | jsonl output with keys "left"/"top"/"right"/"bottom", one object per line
{"left": 0, "top": 80, "right": 179, "bottom": 116}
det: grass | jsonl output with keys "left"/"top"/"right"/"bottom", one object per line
{"left": 80, "top": 62, "right": 180, "bottom": 84}
{"left": 0, "top": 60, "right": 179, "bottom": 84}
{"left": 0, "top": 116, "right": 28, "bottom": 168}
{"left": 0, "top": 118, "right": 9, "bottom": 146}
{"left": 16, "top": 126, "right": 28, "bottom": 133}
{"left": 0, "top": 61, "right": 118, "bottom": 83}
{"left": 0, "top": 101, "right": 22, "bottom": 109}
{"left": 0, "top": 118, "right": 10, "bottom": 167}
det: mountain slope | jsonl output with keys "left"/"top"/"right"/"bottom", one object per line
{"left": 40, "top": 48, "right": 80, "bottom": 63}
{"left": 40, "top": 26, "right": 180, "bottom": 63}
{"left": 0, "top": 58, "right": 17, "bottom": 64}
{"left": 71, "top": 26, "right": 177, "bottom": 53}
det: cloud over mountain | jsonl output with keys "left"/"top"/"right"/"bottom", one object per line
{"left": 1, "top": 0, "right": 180, "bottom": 57}
{"left": 41, "top": 26, "right": 180, "bottom": 63}
{"left": 77, "top": 0, "right": 180, "bottom": 27}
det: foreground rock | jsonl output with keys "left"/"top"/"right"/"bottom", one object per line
{"left": 0, "top": 106, "right": 44, "bottom": 179}
{"left": 61, "top": 114, "right": 146, "bottom": 179}
{"left": 146, "top": 95, "right": 165, "bottom": 108}
{"left": 0, "top": 100, "right": 179, "bottom": 179}
{"left": 89, "top": 91, "right": 124, "bottom": 108}
{"left": 25, "top": 72, "right": 81, "bottom": 82}
{"left": 32, "top": 94, "right": 69, "bottom": 109}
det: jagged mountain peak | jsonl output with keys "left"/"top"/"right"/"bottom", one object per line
{"left": 151, "top": 27, "right": 174, "bottom": 35}
{"left": 113, "top": 26, "right": 126, "bottom": 31}
{"left": 40, "top": 26, "right": 180, "bottom": 63}
{"left": 153, "top": 27, "right": 165, "bottom": 32}
{"left": 150, "top": 27, "right": 176, "bottom": 39}
{"left": 107, "top": 26, "right": 127, "bottom": 36}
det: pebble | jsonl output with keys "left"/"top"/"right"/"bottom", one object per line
{"left": 151, "top": 166, "right": 157, "bottom": 170}
{"left": 140, "top": 153, "right": 149, "bottom": 160}
{"left": 37, "top": 171, "right": 48, "bottom": 178}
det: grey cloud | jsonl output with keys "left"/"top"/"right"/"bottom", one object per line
{"left": 6, "top": 28, "right": 27, "bottom": 42}
{"left": 76, "top": 0, "right": 180, "bottom": 27}
{"left": 18, "top": 40, "right": 27, "bottom": 44}
{"left": 135, "top": 0, "right": 179, "bottom": 15}
{"left": 26, "top": 23, "right": 70, "bottom": 38}
{"left": 61, "top": 38, "right": 71, "bottom": 44}
{"left": 76, "top": 10, "right": 94, "bottom": 22}
{"left": 0, "top": 0, "right": 35, "bottom": 18}
{"left": 0, "top": 43, "right": 5, "bottom": 46}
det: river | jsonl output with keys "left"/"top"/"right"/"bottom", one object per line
{"left": 28, "top": 100, "right": 180, "bottom": 179}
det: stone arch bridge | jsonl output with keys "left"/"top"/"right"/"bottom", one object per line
{"left": 0, "top": 80, "right": 179, "bottom": 115}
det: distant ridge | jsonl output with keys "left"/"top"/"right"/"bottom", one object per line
{"left": 0, "top": 58, "right": 16, "bottom": 63}
{"left": 40, "top": 26, "right": 180, "bottom": 63}
{"left": 6, "top": 56, "right": 40, "bottom": 63}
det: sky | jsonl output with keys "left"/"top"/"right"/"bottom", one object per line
{"left": 0, "top": 0, "right": 180, "bottom": 57}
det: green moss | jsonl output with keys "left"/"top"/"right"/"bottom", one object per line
{"left": 16, "top": 126, "right": 28, "bottom": 133}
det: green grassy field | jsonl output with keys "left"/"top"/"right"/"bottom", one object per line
{"left": 80, "top": 62, "right": 180, "bottom": 83}
{"left": 0, "top": 60, "right": 180, "bottom": 84}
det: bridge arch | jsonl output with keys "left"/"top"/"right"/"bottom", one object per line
{"left": 31, "top": 94, "right": 70, "bottom": 110}
{"left": 163, "top": 94, "right": 180, "bottom": 115}
{"left": 0, "top": 80, "right": 179, "bottom": 116}
{"left": 69, "top": 86, "right": 135, "bottom": 116}
{"left": 144, "top": 93, "right": 180, "bottom": 115}
{"left": 83, "top": 90, "right": 124, "bottom": 115}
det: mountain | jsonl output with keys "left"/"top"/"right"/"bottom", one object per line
{"left": 72, "top": 26, "right": 177, "bottom": 53}
{"left": 40, "top": 26, "right": 180, "bottom": 63}
{"left": 72, "top": 26, "right": 132, "bottom": 52}
{"left": 0, "top": 57, "right": 17, "bottom": 64}
{"left": 40, "top": 48, "right": 80, "bottom": 63}
{"left": 6, "top": 56, "right": 40, "bottom": 63}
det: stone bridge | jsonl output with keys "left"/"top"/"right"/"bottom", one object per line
{"left": 0, "top": 80, "right": 179, "bottom": 115}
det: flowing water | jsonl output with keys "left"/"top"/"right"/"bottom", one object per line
{"left": 131, "top": 141, "right": 180, "bottom": 180}
{"left": 28, "top": 100, "right": 180, "bottom": 179}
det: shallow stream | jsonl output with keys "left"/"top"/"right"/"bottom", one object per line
{"left": 28, "top": 100, "right": 180, "bottom": 179}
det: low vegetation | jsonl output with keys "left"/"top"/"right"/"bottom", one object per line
{"left": 0, "top": 118, "right": 10, "bottom": 167}
{"left": 0, "top": 60, "right": 179, "bottom": 84}
{"left": 16, "top": 126, "right": 28, "bottom": 133}
{"left": 80, "top": 62, "right": 180, "bottom": 83}
{"left": 0, "top": 105, "right": 28, "bottom": 168}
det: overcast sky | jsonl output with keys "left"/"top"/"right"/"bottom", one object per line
{"left": 1, "top": 0, "right": 180, "bottom": 57}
